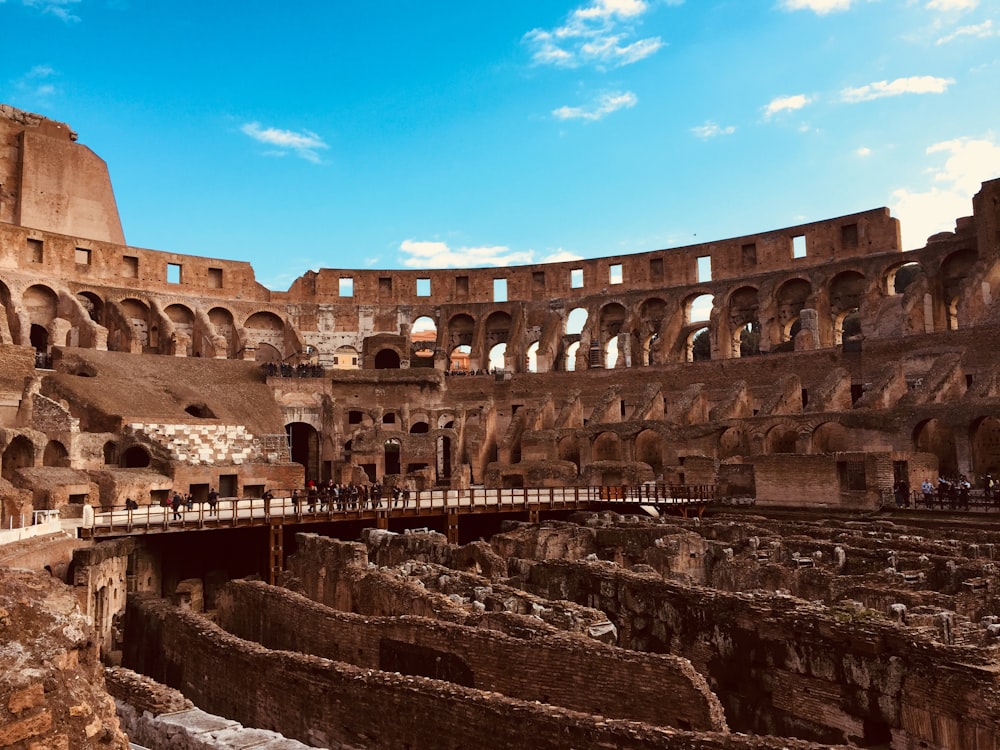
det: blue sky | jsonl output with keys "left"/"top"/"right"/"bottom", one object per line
{"left": 3, "top": 0, "right": 999, "bottom": 291}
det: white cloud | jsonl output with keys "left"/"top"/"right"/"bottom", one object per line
{"left": 927, "top": 0, "right": 978, "bottom": 10}
{"left": 856, "top": 146, "right": 872, "bottom": 156}
{"left": 780, "top": 0, "right": 855, "bottom": 14}
{"left": 691, "top": 121, "right": 736, "bottom": 139}
{"left": 241, "top": 122, "right": 329, "bottom": 163}
{"left": 553, "top": 90, "right": 638, "bottom": 121}
{"left": 936, "top": 19, "right": 995, "bottom": 44}
{"left": 398, "top": 240, "right": 583, "bottom": 269}
{"left": 11, "top": 64, "right": 59, "bottom": 101}
{"left": 522, "top": 0, "right": 664, "bottom": 69}
{"left": 841, "top": 75, "right": 954, "bottom": 102}
{"left": 22, "top": 0, "right": 81, "bottom": 21}
{"left": 764, "top": 94, "right": 812, "bottom": 118}
{"left": 891, "top": 135, "right": 1000, "bottom": 249}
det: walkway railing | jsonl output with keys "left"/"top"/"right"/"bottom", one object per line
{"left": 79, "top": 484, "right": 716, "bottom": 537}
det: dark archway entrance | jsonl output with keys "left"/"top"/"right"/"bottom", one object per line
{"left": 384, "top": 439, "right": 401, "bottom": 475}
{"left": 374, "top": 349, "right": 401, "bottom": 369}
{"left": 286, "top": 422, "right": 319, "bottom": 483}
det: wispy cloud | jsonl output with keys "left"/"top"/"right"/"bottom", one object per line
{"left": 856, "top": 146, "right": 872, "bottom": 156}
{"left": 20, "top": 0, "right": 82, "bottom": 22}
{"left": 241, "top": 122, "right": 329, "bottom": 163}
{"left": 11, "top": 65, "right": 59, "bottom": 102}
{"left": 523, "top": 0, "right": 665, "bottom": 70}
{"left": 936, "top": 19, "right": 995, "bottom": 44}
{"left": 841, "top": 75, "right": 954, "bottom": 102}
{"left": 780, "top": 0, "right": 855, "bottom": 14}
{"left": 398, "top": 240, "right": 582, "bottom": 269}
{"left": 927, "top": 0, "right": 978, "bottom": 11}
{"left": 553, "top": 90, "right": 637, "bottom": 121}
{"left": 763, "top": 94, "right": 812, "bottom": 118}
{"left": 891, "top": 134, "right": 1000, "bottom": 249}
{"left": 691, "top": 121, "right": 736, "bottom": 139}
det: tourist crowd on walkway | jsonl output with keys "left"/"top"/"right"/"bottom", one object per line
{"left": 293, "top": 478, "right": 414, "bottom": 513}
{"left": 261, "top": 361, "right": 325, "bottom": 378}
{"left": 896, "top": 474, "right": 998, "bottom": 510}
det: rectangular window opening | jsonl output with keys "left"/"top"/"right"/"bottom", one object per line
{"left": 570, "top": 268, "right": 584, "bottom": 288}
{"left": 493, "top": 278, "right": 507, "bottom": 302}
{"left": 837, "top": 460, "right": 866, "bottom": 492}
{"left": 27, "top": 238, "right": 43, "bottom": 263}
{"left": 339, "top": 277, "right": 354, "bottom": 297}
{"left": 208, "top": 267, "right": 223, "bottom": 289}
{"left": 416, "top": 278, "right": 431, "bottom": 297}
{"left": 532, "top": 271, "right": 546, "bottom": 291}
{"left": 76, "top": 247, "right": 92, "bottom": 265}
{"left": 379, "top": 277, "right": 392, "bottom": 296}
{"left": 792, "top": 234, "right": 807, "bottom": 259}
{"left": 742, "top": 243, "right": 757, "bottom": 267}
{"left": 650, "top": 258, "right": 664, "bottom": 281}
{"left": 696, "top": 256, "right": 712, "bottom": 283}
{"left": 456, "top": 275, "right": 469, "bottom": 296}
{"left": 123, "top": 255, "right": 138, "bottom": 279}
{"left": 167, "top": 262, "right": 181, "bottom": 284}
{"left": 609, "top": 264, "right": 623, "bottom": 285}
{"left": 841, "top": 223, "right": 859, "bottom": 249}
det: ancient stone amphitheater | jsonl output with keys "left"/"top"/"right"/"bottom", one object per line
{"left": 2, "top": 104, "right": 1000, "bottom": 749}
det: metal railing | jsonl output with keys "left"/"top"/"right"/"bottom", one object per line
{"left": 81, "top": 484, "right": 716, "bottom": 536}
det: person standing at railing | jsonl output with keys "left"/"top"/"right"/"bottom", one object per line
{"left": 171, "top": 492, "right": 183, "bottom": 520}
{"left": 208, "top": 487, "right": 219, "bottom": 516}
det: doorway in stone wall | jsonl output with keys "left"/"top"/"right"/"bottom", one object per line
{"left": 219, "top": 474, "right": 237, "bottom": 498}
{"left": 384, "top": 439, "right": 401, "bottom": 475}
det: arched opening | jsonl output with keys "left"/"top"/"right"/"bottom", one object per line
{"left": 765, "top": 425, "right": 798, "bottom": 454}
{"left": 384, "top": 439, "right": 401, "bottom": 475}
{"left": 42, "top": 440, "right": 70, "bottom": 468}
{"left": 970, "top": 417, "right": 1000, "bottom": 476}
{"left": 409, "top": 421, "right": 430, "bottom": 434}
{"left": 687, "top": 293, "right": 714, "bottom": 324}
{"left": 488, "top": 343, "right": 506, "bottom": 372}
{"left": 77, "top": 291, "right": 103, "bottom": 323}
{"left": 383, "top": 412, "right": 397, "bottom": 425}
{"left": 688, "top": 327, "right": 710, "bottom": 362}
{"left": 333, "top": 345, "right": 360, "bottom": 369}
{"left": 255, "top": 343, "right": 282, "bottom": 364}
{"left": 604, "top": 337, "right": 620, "bottom": 369}
{"left": 29, "top": 324, "right": 49, "bottom": 360}
{"left": 438, "top": 414, "right": 455, "bottom": 429}
{"left": 245, "top": 310, "right": 286, "bottom": 358}
{"left": 565, "top": 307, "right": 588, "bottom": 335}
{"left": 526, "top": 341, "right": 539, "bottom": 373}
{"left": 728, "top": 287, "right": 760, "bottom": 358}
{"left": 374, "top": 348, "right": 401, "bottom": 369}
{"left": 592, "top": 432, "right": 621, "bottom": 462}
{"left": 635, "top": 429, "right": 663, "bottom": 477}
{"left": 558, "top": 435, "right": 579, "bottom": 468}
{"left": 887, "top": 262, "right": 922, "bottom": 295}
{"left": 940, "top": 249, "right": 978, "bottom": 330}
{"left": 164, "top": 304, "right": 195, "bottom": 355}
{"left": 642, "top": 333, "right": 659, "bottom": 366}
{"left": 914, "top": 419, "right": 958, "bottom": 476}
{"left": 812, "top": 422, "right": 850, "bottom": 453}
{"left": 2, "top": 435, "right": 34, "bottom": 480}
{"left": 185, "top": 403, "right": 215, "bottom": 418}
{"left": 837, "top": 309, "right": 862, "bottom": 349}
{"left": 121, "top": 446, "right": 150, "bottom": 468}
{"left": 411, "top": 316, "right": 437, "bottom": 368}
{"left": 564, "top": 341, "right": 581, "bottom": 372}
{"left": 102, "top": 441, "right": 118, "bottom": 465}
{"left": 208, "top": 307, "right": 236, "bottom": 357}
{"left": 598, "top": 303, "right": 627, "bottom": 368}
{"left": 449, "top": 345, "right": 471, "bottom": 373}
{"left": 775, "top": 278, "right": 812, "bottom": 339}
{"left": 287, "top": 422, "right": 319, "bottom": 481}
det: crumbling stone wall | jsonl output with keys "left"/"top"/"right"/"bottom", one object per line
{"left": 122, "top": 593, "right": 840, "bottom": 750}
{"left": 216, "top": 578, "right": 727, "bottom": 732}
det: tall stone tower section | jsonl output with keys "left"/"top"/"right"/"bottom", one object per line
{"left": 0, "top": 104, "right": 125, "bottom": 245}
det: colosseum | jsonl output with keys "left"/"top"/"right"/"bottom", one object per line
{"left": 3, "top": 102, "right": 1000, "bottom": 749}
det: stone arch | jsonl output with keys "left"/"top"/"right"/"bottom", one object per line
{"left": 829, "top": 271, "right": 865, "bottom": 316}
{"left": 23, "top": 284, "right": 58, "bottom": 327}
{"left": 686, "top": 293, "right": 714, "bottom": 325}
{"left": 286, "top": 422, "right": 319, "bottom": 482}
{"left": 637, "top": 298, "right": 667, "bottom": 366}
{"left": 411, "top": 315, "right": 437, "bottom": 368}
{"left": 2, "top": 435, "right": 35, "bottom": 480}
{"left": 448, "top": 314, "right": 476, "bottom": 348}
{"left": 970, "top": 416, "right": 1000, "bottom": 476}
{"left": 635, "top": 429, "right": 663, "bottom": 477}
{"left": 564, "top": 341, "right": 580, "bottom": 372}
{"left": 484, "top": 311, "right": 512, "bottom": 347}
{"left": 775, "top": 278, "right": 812, "bottom": 340}
{"left": 102, "top": 440, "right": 118, "bottom": 465}
{"left": 604, "top": 338, "right": 620, "bottom": 369}
{"left": 687, "top": 327, "right": 710, "bottom": 362}
{"left": 526, "top": 341, "right": 539, "bottom": 373}
{"left": 437, "top": 414, "right": 455, "bottom": 429}
{"left": 384, "top": 438, "right": 401, "bottom": 475}
{"left": 42, "top": 440, "right": 70, "bottom": 468}
{"left": 77, "top": 291, "right": 104, "bottom": 324}
{"left": 598, "top": 303, "right": 627, "bottom": 369}
{"left": 811, "top": 422, "right": 850, "bottom": 453}
{"left": 208, "top": 306, "right": 236, "bottom": 357}
{"left": 886, "top": 261, "right": 923, "bottom": 296}
{"left": 488, "top": 342, "right": 507, "bottom": 371}
{"left": 374, "top": 348, "right": 402, "bottom": 369}
{"left": 913, "top": 418, "right": 957, "bottom": 475}
{"left": 244, "top": 310, "right": 285, "bottom": 356}
{"left": 565, "top": 307, "right": 588, "bottom": 335}
{"left": 120, "top": 298, "right": 152, "bottom": 349}
{"left": 592, "top": 432, "right": 622, "bottom": 462}
{"left": 449, "top": 344, "right": 471, "bottom": 372}
{"left": 719, "top": 426, "right": 749, "bottom": 459}
{"left": 727, "top": 286, "right": 760, "bottom": 358}
{"left": 409, "top": 421, "right": 430, "bottom": 434}
{"left": 765, "top": 424, "right": 798, "bottom": 454}
{"left": 333, "top": 345, "right": 360, "bottom": 369}
{"left": 255, "top": 343, "right": 282, "bottom": 364}
{"left": 940, "top": 248, "right": 978, "bottom": 330}
{"left": 164, "top": 303, "right": 195, "bottom": 355}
